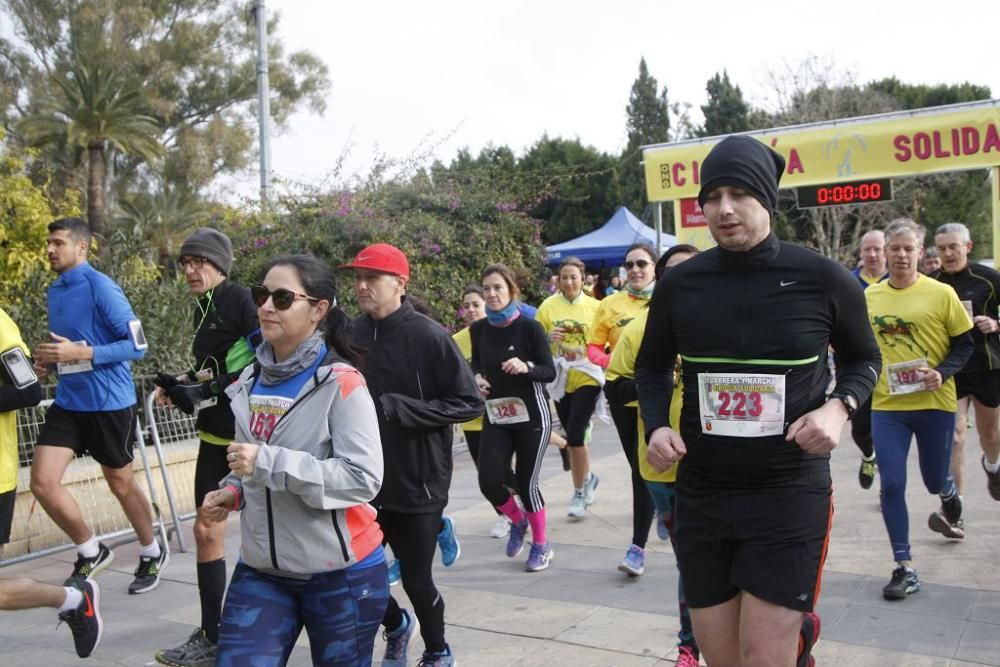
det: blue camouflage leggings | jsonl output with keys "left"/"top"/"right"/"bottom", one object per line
{"left": 217, "top": 559, "right": 389, "bottom": 667}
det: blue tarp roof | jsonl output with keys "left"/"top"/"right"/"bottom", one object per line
{"left": 545, "top": 206, "right": 676, "bottom": 268}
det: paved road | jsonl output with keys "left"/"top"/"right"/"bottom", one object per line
{"left": 2, "top": 419, "right": 998, "bottom": 666}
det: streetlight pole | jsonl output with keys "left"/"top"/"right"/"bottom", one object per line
{"left": 254, "top": 0, "right": 272, "bottom": 204}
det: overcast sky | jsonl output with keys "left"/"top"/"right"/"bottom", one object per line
{"left": 229, "top": 0, "right": 1000, "bottom": 198}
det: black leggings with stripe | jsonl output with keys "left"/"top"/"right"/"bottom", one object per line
{"left": 478, "top": 423, "right": 550, "bottom": 512}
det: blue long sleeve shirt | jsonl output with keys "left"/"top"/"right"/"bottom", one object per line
{"left": 47, "top": 262, "right": 145, "bottom": 411}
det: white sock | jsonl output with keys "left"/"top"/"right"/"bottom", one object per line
{"left": 139, "top": 541, "right": 161, "bottom": 559}
{"left": 60, "top": 586, "right": 83, "bottom": 612}
{"left": 76, "top": 536, "right": 99, "bottom": 559}
{"left": 985, "top": 456, "right": 1000, "bottom": 474}
{"left": 863, "top": 452, "right": 876, "bottom": 462}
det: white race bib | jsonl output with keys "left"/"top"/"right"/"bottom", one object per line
{"left": 698, "top": 373, "right": 786, "bottom": 437}
{"left": 887, "top": 359, "right": 927, "bottom": 395}
{"left": 57, "top": 341, "right": 93, "bottom": 375}
{"left": 485, "top": 397, "right": 530, "bottom": 425}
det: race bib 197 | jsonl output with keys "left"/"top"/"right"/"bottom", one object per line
{"left": 485, "top": 397, "right": 530, "bottom": 425}
{"left": 697, "top": 373, "right": 785, "bottom": 437}
{"left": 887, "top": 359, "right": 927, "bottom": 395}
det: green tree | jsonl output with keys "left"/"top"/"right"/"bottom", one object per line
{"left": 698, "top": 70, "right": 750, "bottom": 137}
{"left": 517, "top": 136, "right": 620, "bottom": 244}
{"left": 620, "top": 57, "right": 669, "bottom": 213}
{"left": 1, "top": 0, "right": 329, "bottom": 197}
{"left": 19, "top": 63, "right": 162, "bottom": 237}
{"left": 867, "top": 77, "right": 992, "bottom": 110}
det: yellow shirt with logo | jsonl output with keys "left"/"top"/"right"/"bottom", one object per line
{"left": 605, "top": 310, "right": 680, "bottom": 483}
{"left": 453, "top": 327, "right": 484, "bottom": 431}
{"left": 589, "top": 290, "right": 649, "bottom": 360}
{"left": 536, "top": 292, "right": 601, "bottom": 393}
{"left": 866, "top": 275, "right": 973, "bottom": 411}
{"left": 0, "top": 308, "right": 30, "bottom": 494}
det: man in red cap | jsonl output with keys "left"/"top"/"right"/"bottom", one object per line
{"left": 344, "top": 243, "right": 482, "bottom": 667}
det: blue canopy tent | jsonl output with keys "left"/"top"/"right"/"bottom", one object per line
{"left": 545, "top": 206, "right": 676, "bottom": 268}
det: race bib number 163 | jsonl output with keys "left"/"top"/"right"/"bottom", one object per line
{"left": 697, "top": 373, "right": 786, "bottom": 437}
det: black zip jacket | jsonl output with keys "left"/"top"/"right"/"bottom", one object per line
{"left": 635, "top": 233, "right": 882, "bottom": 488}
{"left": 352, "top": 300, "right": 484, "bottom": 513}
{"left": 932, "top": 263, "right": 1000, "bottom": 372}
{"left": 189, "top": 280, "right": 260, "bottom": 440}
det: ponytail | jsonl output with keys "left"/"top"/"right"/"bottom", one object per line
{"left": 323, "top": 306, "right": 364, "bottom": 369}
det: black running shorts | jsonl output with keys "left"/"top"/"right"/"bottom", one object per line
{"left": 554, "top": 385, "right": 600, "bottom": 446}
{"left": 194, "top": 439, "right": 233, "bottom": 508}
{"left": 674, "top": 472, "right": 833, "bottom": 612}
{"left": 36, "top": 404, "right": 137, "bottom": 469}
{"left": 955, "top": 371, "right": 1000, "bottom": 409}
{"left": 0, "top": 489, "right": 15, "bottom": 544}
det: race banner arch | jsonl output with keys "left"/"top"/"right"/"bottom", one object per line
{"left": 641, "top": 99, "right": 1000, "bottom": 257}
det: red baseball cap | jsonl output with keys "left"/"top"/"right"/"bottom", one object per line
{"left": 340, "top": 243, "right": 410, "bottom": 277}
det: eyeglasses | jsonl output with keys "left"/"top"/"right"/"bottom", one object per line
{"left": 179, "top": 256, "right": 207, "bottom": 270}
{"left": 623, "top": 260, "right": 652, "bottom": 270}
{"left": 251, "top": 285, "right": 319, "bottom": 310}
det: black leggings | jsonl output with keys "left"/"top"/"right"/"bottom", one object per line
{"left": 478, "top": 424, "right": 550, "bottom": 513}
{"left": 465, "top": 430, "right": 517, "bottom": 491}
{"left": 379, "top": 509, "right": 447, "bottom": 653}
{"left": 609, "top": 401, "right": 655, "bottom": 548}
{"left": 554, "top": 385, "right": 600, "bottom": 446}
{"left": 851, "top": 394, "right": 875, "bottom": 458}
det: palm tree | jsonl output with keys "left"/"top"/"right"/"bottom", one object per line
{"left": 115, "top": 185, "right": 205, "bottom": 271}
{"left": 19, "top": 63, "right": 163, "bottom": 238}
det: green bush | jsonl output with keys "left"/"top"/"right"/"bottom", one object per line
{"left": 224, "top": 179, "right": 547, "bottom": 328}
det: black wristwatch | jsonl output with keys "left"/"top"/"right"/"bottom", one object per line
{"left": 829, "top": 391, "right": 858, "bottom": 420}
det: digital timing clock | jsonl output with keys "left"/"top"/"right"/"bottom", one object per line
{"left": 797, "top": 178, "right": 893, "bottom": 208}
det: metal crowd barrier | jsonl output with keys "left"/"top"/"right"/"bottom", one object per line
{"left": 0, "top": 389, "right": 197, "bottom": 567}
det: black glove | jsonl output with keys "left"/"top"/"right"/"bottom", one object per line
{"left": 166, "top": 382, "right": 212, "bottom": 415}
{"left": 154, "top": 372, "right": 180, "bottom": 390}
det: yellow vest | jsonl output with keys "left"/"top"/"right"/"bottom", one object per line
{"left": 0, "top": 308, "right": 30, "bottom": 494}
{"left": 453, "top": 327, "right": 484, "bottom": 431}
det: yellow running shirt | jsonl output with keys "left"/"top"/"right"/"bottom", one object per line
{"left": 606, "top": 310, "right": 681, "bottom": 483}
{"left": 866, "top": 274, "right": 973, "bottom": 411}
{"left": 589, "top": 290, "right": 650, "bottom": 355}
{"left": 0, "top": 308, "right": 30, "bottom": 494}
{"left": 536, "top": 292, "right": 601, "bottom": 393}
{"left": 452, "top": 327, "right": 484, "bottom": 431}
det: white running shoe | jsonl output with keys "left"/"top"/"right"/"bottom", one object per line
{"left": 567, "top": 490, "right": 586, "bottom": 519}
{"left": 490, "top": 515, "right": 511, "bottom": 538}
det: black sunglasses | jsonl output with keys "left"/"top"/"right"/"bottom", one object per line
{"left": 251, "top": 285, "right": 319, "bottom": 310}
{"left": 623, "top": 259, "right": 652, "bottom": 270}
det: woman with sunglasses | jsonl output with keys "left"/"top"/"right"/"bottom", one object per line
{"left": 587, "top": 242, "right": 660, "bottom": 577}
{"left": 202, "top": 255, "right": 387, "bottom": 667}
{"left": 470, "top": 264, "right": 557, "bottom": 571}
{"left": 537, "top": 256, "right": 602, "bottom": 519}
{"left": 154, "top": 228, "right": 260, "bottom": 667}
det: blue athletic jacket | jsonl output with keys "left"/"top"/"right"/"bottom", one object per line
{"left": 47, "top": 262, "right": 145, "bottom": 411}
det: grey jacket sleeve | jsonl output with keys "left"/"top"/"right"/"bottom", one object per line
{"left": 250, "top": 371, "right": 384, "bottom": 510}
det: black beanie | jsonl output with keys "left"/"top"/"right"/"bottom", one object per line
{"left": 697, "top": 136, "right": 785, "bottom": 215}
{"left": 180, "top": 228, "right": 233, "bottom": 275}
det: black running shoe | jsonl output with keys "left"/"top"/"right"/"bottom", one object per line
{"left": 982, "top": 455, "right": 1000, "bottom": 501}
{"left": 883, "top": 565, "right": 920, "bottom": 600}
{"left": 941, "top": 493, "right": 963, "bottom": 524}
{"left": 858, "top": 456, "right": 876, "bottom": 490}
{"left": 64, "top": 542, "right": 114, "bottom": 585}
{"left": 129, "top": 543, "right": 169, "bottom": 594}
{"left": 59, "top": 579, "right": 103, "bottom": 658}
